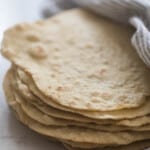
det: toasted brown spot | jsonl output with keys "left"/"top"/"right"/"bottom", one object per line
{"left": 91, "top": 99, "right": 100, "bottom": 103}
{"left": 91, "top": 91, "right": 100, "bottom": 97}
{"left": 67, "top": 38, "right": 75, "bottom": 44}
{"left": 56, "top": 86, "right": 63, "bottom": 91}
{"left": 103, "top": 60, "right": 109, "bottom": 65}
{"left": 119, "top": 95, "right": 127, "bottom": 101}
{"left": 98, "top": 68, "right": 107, "bottom": 75}
{"left": 3, "top": 49, "right": 16, "bottom": 58}
{"left": 74, "top": 80, "right": 81, "bottom": 85}
{"left": 73, "top": 96, "right": 80, "bottom": 101}
{"left": 56, "top": 85, "right": 71, "bottom": 92}
{"left": 56, "top": 86, "right": 67, "bottom": 91}
{"left": 15, "top": 24, "right": 25, "bottom": 31}
{"left": 86, "top": 103, "right": 92, "bottom": 108}
{"left": 85, "top": 43, "right": 94, "bottom": 48}
{"left": 68, "top": 101, "right": 76, "bottom": 106}
{"left": 51, "top": 63, "right": 61, "bottom": 72}
{"left": 54, "top": 47, "right": 60, "bottom": 51}
{"left": 88, "top": 68, "right": 107, "bottom": 79}
{"left": 48, "top": 86, "right": 51, "bottom": 89}
{"left": 51, "top": 74, "right": 56, "bottom": 78}
{"left": 101, "top": 92, "right": 112, "bottom": 100}
{"left": 26, "top": 34, "right": 40, "bottom": 42}
{"left": 29, "top": 45, "right": 48, "bottom": 59}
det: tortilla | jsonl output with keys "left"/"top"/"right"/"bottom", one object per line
{"left": 2, "top": 9, "right": 150, "bottom": 112}
{"left": 3, "top": 70, "right": 150, "bottom": 146}
{"left": 13, "top": 89, "right": 150, "bottom": 132}
{"left": 14, "top": 67, "right": 150, "bottom": 120}
{"left": 12, "top": 66, "right": 150, "bottom": 128}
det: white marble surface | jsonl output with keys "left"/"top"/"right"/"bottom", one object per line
{"left": 0, "top": 0, "right": 64, "bottom": 149}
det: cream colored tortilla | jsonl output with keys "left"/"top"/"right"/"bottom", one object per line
{"left": 14, "top": 68, "right": 105, "bottom": 124}
{"left": 13, "top": 87, "right": 150, "bottom": 132}
{"left": 3, "top": 70, "right": 150, "bottom": 145}
{"left": 8, "top": 68, "right": 150, "bottom": 132}
{"left": 15, "top": 67, "right": 150, "bottom": 120}
{"left": 2, "top": 9, "right": 150, "bottom": 112}
{"left": 12, "top": 66, "right": 150, "bottom": 127}
{"left": 16, "top": 75, "right": 150, "bottom": 127}
{"left": 9, "top": 97, "right": 150, "bottom": 145}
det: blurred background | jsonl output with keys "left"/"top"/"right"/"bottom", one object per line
{"left": 0, "top": 0, "right": 75, "bottom": 40}
{"left": 0, "top": 0, "right": 42, "bottom": 41}
{"left": 0, "top": 0, "right": 76, "bottom": 41}
{"left": 0, "top": 0, "right": 47, "bottom": 106}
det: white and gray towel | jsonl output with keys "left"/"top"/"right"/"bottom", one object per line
{"left": 43, "top": 0, "right": 150, "bottom": 68}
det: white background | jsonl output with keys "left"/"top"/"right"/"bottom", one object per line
{"left": 0, "top": 0, "right": 64, "bottom": 149}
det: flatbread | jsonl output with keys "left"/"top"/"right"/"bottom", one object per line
{"left": 14, "top": 67, "right": 150, "bottom": 120}
{"left": 9, "top": 97, "right": 150, "bottom": 145}
{"left": 14, "top": 68, "right": 105, "bottom": 124}
{"left": 14, "top": 88, "right": 150, "bottom": 132}
{"left": 2, "top": 9, "right": 150, "bottom": 112}
{"left": 13, "top": 66, "right": 150, "bottom": 127}
{"left": 13, "top": 65, "right": 150, "bottom": 127}
{"left": 7, "top": 68, "right": 150, "bottom": 132}
{"left": 3, "top": 70, "right": 150, "bottom": 145}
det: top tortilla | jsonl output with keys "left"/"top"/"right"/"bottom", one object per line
{"left": 2, "top": 9, "right": 150, "bottom": 111}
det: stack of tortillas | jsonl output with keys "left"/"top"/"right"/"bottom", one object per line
{"left": 1, "top": 8, "right": 150, "bottom": 150}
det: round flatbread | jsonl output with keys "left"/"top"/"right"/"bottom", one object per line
{"left": 15, "top": 67, "right": 150, "bottom": 120}
{"left": 2, "top": 9, "right": 150, "bottom": 112}
{"left": 3, "top": 70, "right": 150, "bottom": 146}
